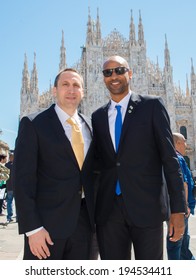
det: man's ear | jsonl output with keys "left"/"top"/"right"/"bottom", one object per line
{"left": 52, "top": 86, "right": 57, "bottom": 98}
{"left": 128, "top": 69, "right": 133, "bottom": 79}
{"left": 81, "top": 89, "right": 84, "bottom": 99}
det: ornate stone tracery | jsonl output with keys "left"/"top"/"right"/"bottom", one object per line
{"left": 19, "top": 9, "right": 196, "bottom": 170}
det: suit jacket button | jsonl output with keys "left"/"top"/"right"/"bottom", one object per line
{"left": 116, "top": 162, "right": 121, "bottom": 166}
{"left": 78, "top": 190, "right": 82, "bottom": 195}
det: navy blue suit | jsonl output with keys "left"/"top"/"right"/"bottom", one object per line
{"left": 13, "top": 104, "right": 95, "bottom": 259}
{"left": 92, "top": 93, "right": 186, "bottom": 259}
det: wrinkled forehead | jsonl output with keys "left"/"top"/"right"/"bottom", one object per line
{"left": 103, "top": 56, "right": 129, "bottom": 69}
{"left": 59, "top": 71, "right": 84, "bottom": 86}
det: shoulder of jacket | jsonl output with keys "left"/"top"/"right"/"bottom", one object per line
{"left": 79, "top": 113, "right": 92, "bottom": 131}
{"left": 79, "top": 113, "right": 90, "bottom": 121}
{"left": 26, "top": 108, "right": 47, "bottom": 121}
{"left": 92, "top": 102, "right": 110, "bottom": 116}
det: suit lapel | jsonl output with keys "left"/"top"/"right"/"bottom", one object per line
{"left": 102, "top": 101, "right": 116, "bottom": 155}
{"left": 79, "top": 113, "right": 92, "bottom": 137}
{"left": 101, "top": 95, "right": 141, "bottom": 155}
{"left": 119, "top": 92, "right": 142, "bottom": 148}
{"left": 47, "top": 105, "right": 77, "bottom": 164}
{"left": 78, "top": 113, "right": 93, "bottom": 169}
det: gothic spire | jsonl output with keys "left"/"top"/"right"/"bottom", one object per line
{"left": 138, "top": 10, "right": 144, "bottom": 46}
{"left": 59, "top": 30, "right": 66, "bottom": 71}
{"left": 186, "top": 74, "right": 190, "bottom": 97}
{"left": 164, "top": 34, "right": 171, "bottom": 70}
{"left": 21, "top": 53, "right": 30, "bottom": 93}
{"left": 20, "top": 53, "right": 30, "bottom": 117}
{"left": 163, "top": 34, "right": 174, "bottom": 122}
{"left": 178, "top": 81, "right": 182, "bottom": 95}
{"left": 191, "top": 58, "right": 196, "bottom": 95}
{"left": 129, "top": 10, "right": 136, "bottom": 45}
{"left": 156, "top": 56, "right": 161, "bottom": 81}
{"left": 30, "top": 52, "right": 38, "bottom": 93}
{"left": 86, "top": 7, "right": 93, "bottom": 46}
{"left": 191, "top": 57, "right": 195, "bottom": 75}
{"left": 96, "top": 7, "right": 101, "bottom": 45}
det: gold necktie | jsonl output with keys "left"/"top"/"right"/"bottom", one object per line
{"left": 67, "top": 117, "right": 84, "bottom": 169}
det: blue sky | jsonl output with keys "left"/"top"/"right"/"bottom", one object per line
{"left": 0, "top": 0, "right": 196, "bottom": 149}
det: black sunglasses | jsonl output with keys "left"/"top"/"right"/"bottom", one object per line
{"left": 102, "top": 66, "right": 129, "bottom": 77}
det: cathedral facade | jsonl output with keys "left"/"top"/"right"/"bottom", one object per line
{"left": 20, "top": 9, "right": 196, "bottom": 172}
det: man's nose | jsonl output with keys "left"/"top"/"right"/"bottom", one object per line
{"left": 67, "top": 86, "right": 75, "bottom": 92}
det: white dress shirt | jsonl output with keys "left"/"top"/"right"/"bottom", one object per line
{"left": 54, "top": 104, "right": 92, "bottom": 157}
{"left": 108, "top": 92, "right": 131, "bottom": 151}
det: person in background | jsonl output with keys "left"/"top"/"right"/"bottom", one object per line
{"left": 167, "top": 132, "right": 196, "bottom": 260}
{"left": 5, "top": 151, "right": 15, "bottom": 223}
{"left": 13, "top": 68, "right": 95, "bottom": 260}
{"left": 91, "top": 55, "right": 186, "bottom": 260}
{"left": 0, "top": 154, "right": 9, "bottom": 215}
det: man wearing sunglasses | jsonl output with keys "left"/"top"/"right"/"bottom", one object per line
{"left": 91, "top": 55, "right": 186, "bottom": 260}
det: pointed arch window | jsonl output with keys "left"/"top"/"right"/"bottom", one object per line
{"left": 180, "top": 126, "right": 187, "bottom": 139}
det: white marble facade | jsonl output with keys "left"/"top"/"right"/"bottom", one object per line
{"left": 20, "top": 9, "right": 196, "bottom": 171}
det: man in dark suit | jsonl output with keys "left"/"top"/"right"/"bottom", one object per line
{"left": 91, "top": 55, "right": 186, "bottom": 260}
{"left": 13, "top": 68, "right": 95, "bottom": 260}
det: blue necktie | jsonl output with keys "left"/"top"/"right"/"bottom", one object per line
{"left": 115, "top": 105, "right": 122, "bottom": 195}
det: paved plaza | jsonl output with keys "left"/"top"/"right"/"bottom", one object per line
{"left": 0, "top": 203, "right": 196, "bottom": 260}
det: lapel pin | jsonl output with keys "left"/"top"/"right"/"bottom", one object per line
{"left": 128, "top": 105, "right": 133, "bottom": 113}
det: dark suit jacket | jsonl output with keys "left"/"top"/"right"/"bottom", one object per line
{"left": 92, "top": 93, "right": 186, "bottom": 227}
{"left": 13, "top": 104, "right": 95, "bottom": 238}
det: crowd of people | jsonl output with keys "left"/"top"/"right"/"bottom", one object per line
{"left": 0, "top": 55, "right": 195, "bottom": 260}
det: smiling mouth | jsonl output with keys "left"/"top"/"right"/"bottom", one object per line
{"left": 110, "top": 81, "right": 121, "bottom": 88}
{"left": 111, "top": 79, "right": 121, "bottom": 84}
{"left": 66, "top": 96, "right": 76, "bottom": 100}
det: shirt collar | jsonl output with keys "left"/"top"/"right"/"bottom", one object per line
{"left": 54, "top": 104, "right": 80, "bottom": 126}
{"left": 110, "top": 91, "right": 131, "bottom": 111}
{"left": 176, "top": 150, "right": 183, "bottom": 157}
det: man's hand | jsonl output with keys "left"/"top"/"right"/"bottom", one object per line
{"left": 185, "top": 206, "right": 191, "bottom": 218}
{"left": 168, "top": 213, "right": 185, "bottom": 242}
{"left": 28, "top": 228, "right": 54, "bottom": 259}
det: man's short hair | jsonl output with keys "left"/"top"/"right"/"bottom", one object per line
{"left": 53, "top": 68, "right": 84, "bottom": 87}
